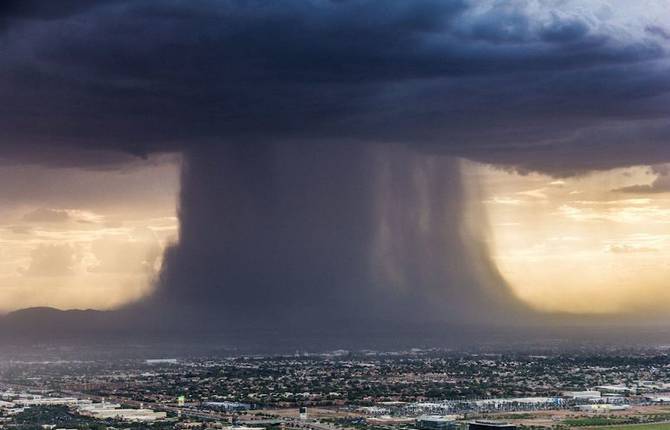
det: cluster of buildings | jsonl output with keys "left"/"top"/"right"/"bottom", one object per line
{"left": 77, "top": 400, "right": 167, "bottom": 422}
{"left": 5, "top": 350, "right": 670, "bottom": 429}
{"left": 203, "top": 401, "right": 253, "bottom": 411}
{"left": 362, "top": 385, "right": 670, "bottom": 420}
{"left": 0, "top": 390, "right": 167, "bottom": 423}
{"left": 8, "top": 351, "right": 670, "bottom": 411}
{"left": 415, "top": 417, "right": 516, "bottom": 430}
{"left": 397, "top": 397, "right": 564, "bottom": 416}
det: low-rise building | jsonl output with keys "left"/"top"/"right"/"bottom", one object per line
{"left": 575, "top": 404, "right": 630, "bottom": 412}
{"left": 468, "top": 420, "right": 516, "bottom": 430}
{"left": 563, "top": 391, "right": 602, "bottom": 401}
{"left": 416, "top": 415, "right": 459, "bottom": 430}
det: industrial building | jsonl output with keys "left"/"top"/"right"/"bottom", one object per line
{"left": 563, "top": 391, "right": 602, "bottom": 401}
{"left": 644, "top": 394, "right": 670, "bottom": 403}
{"left": 145, "top": 358, "right": 178, "bottom": 365}
{"left": 416, "top": 415, "right": 459, "bottom": 430}
{"left": 468, "top": 420, "right": 517, "bottom": 430}
{"left": 78, "top": 402, "right": 167, "bottom": 422}
{"left": 575, "top": 404, "right": 630, "bottom": 412}
{"left": 203, "top": 401, "right": 251, "bottom": 411}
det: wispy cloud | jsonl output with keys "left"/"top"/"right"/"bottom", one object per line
{"left": 485, "top": 196, "right": 524, "bottom": 205}
{"left": 607, "top": 244, "right": 659, "bottom": 254}
{"left": 517, "top": 188, "right": 548, "bottom": 199}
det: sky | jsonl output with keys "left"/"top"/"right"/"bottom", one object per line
{"left": 0, "top": 155, "right": 179, "bottom": 311}
{"left": 472, "top": 162, "right": 670, "bottom": 316}
{"left": 1, "top": 0, "right": 670, "bottom": 342}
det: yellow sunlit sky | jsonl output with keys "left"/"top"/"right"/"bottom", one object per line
{"left": 0, "top": 155, "right": 180, "bottom": 312}
{"left": 468, "top": 161, "right": 670, "bottom": 315}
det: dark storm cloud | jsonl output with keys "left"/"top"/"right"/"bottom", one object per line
{"left": 1, "top": 0, "right": 668, "bottom": 172}
{"left": 0, "top": 1, "right": 669, "bottom": 340}
{"left": 0, "top": 0, "right": 124, "bottom": 19}
{"left": 647, "top": 25, "right": 670, "bottom": 41}
{"left": 0, "top": 0, "right": 123, "bottom": 34}
{"left": 613, "top": 164, "right": 670, "bottom": 194}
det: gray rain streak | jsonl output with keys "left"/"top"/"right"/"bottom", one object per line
{"left": 150, "top": 143, "right": 523, "bottom": 333}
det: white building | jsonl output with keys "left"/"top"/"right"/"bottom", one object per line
{"left": 644, "top": 394, "right": 670, "bottom": 403}
{"left": 78, "top": 402, "right": 166, "bottom": 422}
{"left": 16, "top": 397, "right": 80, "bottom": 407}
{"left": 223, "top": 427, "right": 265, "bottom": 430}
{"left": 575, "top": 404, "right": 629, "bottom": 412}
{"left": 146, "top": 358, "right": 178, "bottom": 365}
{"left": 563, "top": 391, "right": 601, "bottom": 400}
{"left": 595, "top": 385, "right": 633, "bottom": 393}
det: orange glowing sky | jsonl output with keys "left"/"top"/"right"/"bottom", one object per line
{"left": 468, "top": 161, "right": 670, "bottom": 315}
{"left": 0, "top": 155, "right": 180, "bottom": 311}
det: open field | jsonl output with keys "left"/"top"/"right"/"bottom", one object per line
{"left": 483, "top": 406, "right": 670, "bottom": 429}
{"left": 588, "top": 423, "right": 670, "bottom": 430}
